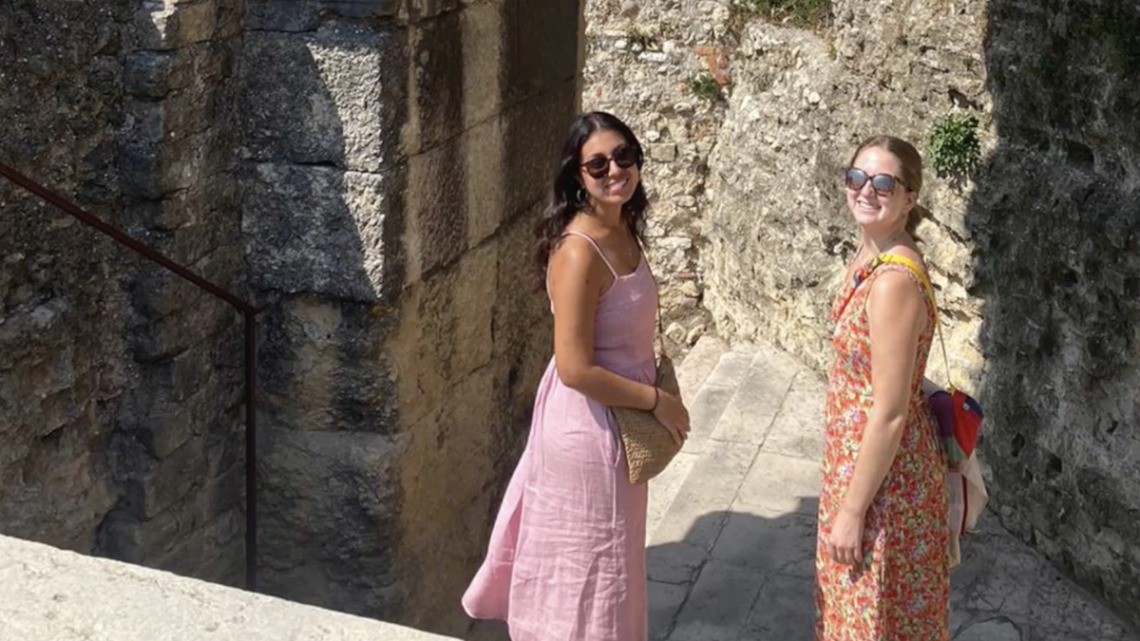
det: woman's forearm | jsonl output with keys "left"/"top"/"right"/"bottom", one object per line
{"left": 841, "top": 411, "right": 907, "bottom": 514}
{"left": 559, "top": 363, "right": 657, "bottom": 410}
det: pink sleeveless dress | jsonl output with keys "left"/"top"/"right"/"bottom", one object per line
{"left": 462, "top": 230, "right": 656, "bottom": 641}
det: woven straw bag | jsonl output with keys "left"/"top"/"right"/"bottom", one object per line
{"left": 613, "top": 350, "right": 682, "bottom": 485}
{"left": 611, "top": 268, "right": 683, "bottom": 485}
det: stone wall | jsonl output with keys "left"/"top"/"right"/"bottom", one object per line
{"left": 242, "top": 0, "right": 580, "bottom": 633}
{"left": 582, "top": 0, "right": 728, "bottom": 352}
{"left": 100, "top": 0, "right": 248, "bottom": 586}
{"left": 584, "top": 0, "right": 1140, "bottom": 625}
{"left": 0, "top": 0, "right": 131, "bottom": 554}
{"left": 975, "top": 0, "right": 1140, "bottom": 620}
{"left": 2, "top": 0, "right": 580, "bottom": 630}
{"left": 0, "top": 0, "right": 247, "bottom": 586}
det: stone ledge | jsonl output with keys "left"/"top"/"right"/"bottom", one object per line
{"left": 0, "top": 535, "right": 458, "bottom": 641}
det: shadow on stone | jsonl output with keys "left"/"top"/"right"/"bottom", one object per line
{"left": 971, "top": 0, "right": 1140, "bottom": 632}
{"left": 647, "top": 499, "right": 819, "bottom": 641}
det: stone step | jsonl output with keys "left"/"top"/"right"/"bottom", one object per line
{"left": 705, "top": 341, "right": 803, "bottom": 447}
{"left": 646, "top": 338, "right": 749, "bottom": 542}
{"left": 645, "top": 339, "right": 817, "bottom": 641}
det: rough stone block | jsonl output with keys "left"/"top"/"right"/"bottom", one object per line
{"left": 463, "top": 115, "right": 507, "bottom": 246}
{"left": 391, "top": 365, "right": 502, "bottom": 631}
{"left": 124, "top": 51, "right": 175, "bottom": 99}
{"left": 452, "top": 244, "right": 497, "bottom": 374}
{"left": 459, "top": 1, "right": 506, "bottom": 129}
{"left": 245, "top": 0, "right": 322, "bottom": 31}
{"left": 123, "top": 437, "right": 210, "bottom": 520}
{"left": 120, "top": 101, "right": 165, "bottom": 199}
{"left": 500, "top": 80, "right": 577, "bottom": 220}
{"left": 245, "top": 0, "right": 401, "bottom": 31}
{"left": 257, "top": 296, "right": 399, "bottom": 435}
{"left": 243, "top": 163, "right": 402, "bottom": 301}
{"left": 0, "top": 533, "right": 462, "bottom": 641}
{"left": 404, "top": 136, "right": 468, "bottom": 282}
{"left": 407, "top": 13, "right": 465, "bottom": 152}
{"left": 100, "top": 455, "right": 243, "bottom": 563}
{"left": 155, "top": 508, "right": 244, "bottom": 578}
{"left": 514, "top": 0, "right": 581, "bottom": 98}
{"left": 133, "top": 0, "right": 219, "bottom": 51}
{"left": 406, "top": 0, "right": 461, "bottom": 20}
{"left": 256, "top": 427, "right": 404, "bottom": 617}
{"left": 243, "top": 26, "right": 406, "bottom": 172}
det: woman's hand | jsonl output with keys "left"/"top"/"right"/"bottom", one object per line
{"left": 652, "top": 389, "right": 690, "bottom": 446}
{"left": 828, "top": 506, "right": 866, "bottom": 567}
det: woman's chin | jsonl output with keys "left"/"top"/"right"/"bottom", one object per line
{"left": 852, "top": 214, "right": 900, "bottom": 231}
{"left": 597, "top": 193, "right": 631, "bottom": 208}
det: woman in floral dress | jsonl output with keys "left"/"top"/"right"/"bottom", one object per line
{"left": 815, "top": 135, "right": 950, "bottom": 641}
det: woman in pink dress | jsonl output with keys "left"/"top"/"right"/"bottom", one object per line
{"left": 462, "top": 111, "right": 690, "bottom": 641}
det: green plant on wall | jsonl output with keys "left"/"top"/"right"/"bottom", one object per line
{"left": 689, "top": 73, "right": 724, "bottom": 102}
{"left": 927, "top": 112, "right": 981, "bottom": 179}
{"left": 735, "top": 0, "right": 830, "bottom": 29}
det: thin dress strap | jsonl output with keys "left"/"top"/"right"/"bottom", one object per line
{"left": 562, "top": 230, "right": 620, "bottom": 279}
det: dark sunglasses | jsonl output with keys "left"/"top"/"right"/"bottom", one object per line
{"left": 581, "top": 145, "right": 639, "bottom": 179}
{"left": 844, "top": 167, "right": 907, "bottom": 194}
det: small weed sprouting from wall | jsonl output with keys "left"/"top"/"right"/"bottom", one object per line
{"left": 688, "top": 73, "right": 724, "bottom": 102}
{"left": 927, "top": 112, "right": 981, "bottom": 179}
{"left": 734, "top": 0, "right": 830, "bottom": 29}
{"left": 626, "top": 28, "right": 659, "bottom": 52}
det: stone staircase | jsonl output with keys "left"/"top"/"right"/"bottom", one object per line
{"left": 645, "top": 336, "right": 1139, "bottom": 641}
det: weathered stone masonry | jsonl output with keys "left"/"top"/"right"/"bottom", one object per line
{"left": 1, "top": 0, "right": 583, "bottom": 636}
{"left": 1, "top": 0, "right": 247, "bottom": 585}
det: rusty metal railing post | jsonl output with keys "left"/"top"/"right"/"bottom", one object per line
{"left": 0, "top": 160, "right": 264, "bottom": 590}
{"left": 243, "top": 309, "right": 259, "bottom": 589}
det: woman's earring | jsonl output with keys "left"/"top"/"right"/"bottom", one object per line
{"left": 576, "top": 185, "right": 588, "bottom": 203}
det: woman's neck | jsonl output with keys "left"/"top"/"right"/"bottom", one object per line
{"left": 860, "top": 226, "right": 907, "bottom": 256}
{"left": 577, "top": 203, "right": 624, "bottom": 231}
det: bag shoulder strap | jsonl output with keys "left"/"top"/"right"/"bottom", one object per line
{"left": 877, "top": 253, "right": 952, "bottom": 386}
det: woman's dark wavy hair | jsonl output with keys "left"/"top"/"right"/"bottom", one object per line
{"left": 534, "top": 111, "right": 649, "bottom": 287}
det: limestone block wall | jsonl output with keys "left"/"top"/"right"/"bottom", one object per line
{"left": 241, "top": 0, "right": 582, "bottom": 632}
{"left": 2, "top": 0, "right": 582, "bottom": 629}
{"left": 0, "top": 1, "right": 131, "bottom": 554}
{"left": 585, "top": 0, "right": 1140, "bottom": 624}
{"left": 0, "top": 0, "right": 247, "bottom": 586}
{"left": 101, "top": 0, "right": 248, "bottom": 586}
{"left": 582, "top": 0, "right": 728, "bottom": 351}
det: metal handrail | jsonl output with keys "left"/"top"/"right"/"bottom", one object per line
{"left": 0, "top": 160, "right": 263, "bottom": 590}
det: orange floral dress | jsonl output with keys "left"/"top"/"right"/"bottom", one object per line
{"left": 815, "top": 260, "right": 950, "bottom": 641}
